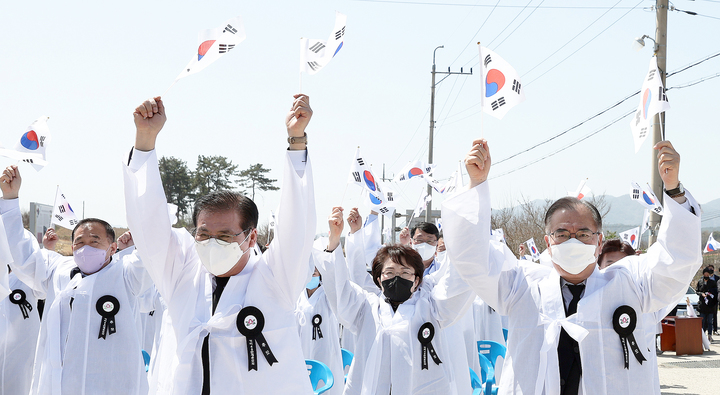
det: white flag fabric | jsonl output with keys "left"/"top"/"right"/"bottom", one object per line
{"left": 479, "top": 45, "right": 525, "bottom": 119}
{"left": 0, "top": 215, "right": 12, "bottom": 296}
{"left": 705, "top": 233, "right": 720, "bottom": 253}
{"left": 409, "top": 192, "right": 431, "bottom": 224}
{"left": 640, "top": 209, "right": 650, "bottom": 236}
{"left": 423, "top": 173, "right": 444, "bottom": 193}
{"left": 395, "top": 160, "right": 433, "bottom": 183}
{"left": 525, "top": 238, "right": 540, "bottom": 262}
{"left": 51, "top": 187, "right": 80, "bottom": 230}
{"left": 630, "top": 181, "right": 663, "bottom": 215}
{"left": 630, "top": 57, "right": 670, "bottom": 152}
{"left": 362, "top": 185, "right": 396, "bottom": 219}
{"left": 167, "top": 203, "right": 179, "bottom": 226}
{"left": 347, "top": 147, "right": 382, "bottom": 200}
{"left": 569, "top": 179, "right": 590, "bottom": 200}
{"left": 619, "top": 227, "right": 640, "bottom": 250}
{"left": 175, "top": 16, "right": 246, "bottom": 81}
{"left": 435, "top": 218, "right": 443, "bottom": 232}
{"left": 299, "top": 12, "right": 346, "bottom": 75}
{"left": 0, "top": 116, "right": 51, "bottom": 171}
{"left": 491, "top": 228, "right": 506, "bottom": 244}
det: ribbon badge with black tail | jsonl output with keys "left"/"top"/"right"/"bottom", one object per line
{"left": 9, "top": 289, "right": 33, "bottom": 319}
{"left": 417, "top": 322, "right": 442, "bottom": 370}
{"left": 312, "top": 314, "right": 324, "bottom": 340}
{"left": 96, "top": 295, "right": 120, "bottom": 339}
{"left": 613, "top": 305, "right": 646, "bottom": 369}
{"left": 237, "top": 306, "right": 278, "bottom": 371}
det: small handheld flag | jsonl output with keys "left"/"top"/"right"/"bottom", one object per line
{"left": 569, "top": 179, "right": 590, "bottom": 200}
{"left": 300, "top": 12, "right": 346, "bottom": 76}
{"left": 705, "top": 233, "right": 720, "bottom": 253}
{"left": 394, "top": 160, "right": 433, "bottom": 183}
{"left": 479, "top": 45, "right": 525, "bottom": 119}
{"left": 0, "top": 116, "right": 51, "bottom": 171}
{"left": 630, "top": 57, "right": 670, "bottom": 152}
{"left": 51, "top": 187, "right": 79, "bottom": 230}
{"left": 525, "top": 238, "right": 540, "bottom": 262}
{"left": 619, "top": 227, "right": 640, "bottom": 250}
{"left": 174, "top": 16, "right": 246, "bottom": 82}
{"left": 630, "top": 181, "right": 663, "bottom": 216}
{"left": 640, "top": 209, "right": 650, "bottom": 236}
{"left": 347, "top": 147, "right": 383, "bottom": 201}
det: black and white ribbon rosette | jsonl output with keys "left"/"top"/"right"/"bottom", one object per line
{"left": 417, "top": 322, "right": 442, "bottom": 370}
{"left": 613, "top": 305, "right": 646, "bottom": 369}
{"left": 237, "top": 306, "right": 278, "bottom": 371}
{"left": 9, "top": 289, "right": 33, "bottom": 319}
{"left": 312, "top": 314, "right": 323, "bottom": 340}
{"left": 96, "top": 295, "right": 120, "bottom": 339}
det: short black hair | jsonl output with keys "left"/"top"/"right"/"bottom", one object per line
{"left": 192, "top": 190, "right": 258, "bottom": 233}
{"left": 410, "top": 222, "right": 440, "bottom": 240}
{"left": 72, "top": 218, "right": 115, "bottom": 244}
{"left": 544, "top": 197, "right": 602, "bottom": 233}
{"left": 371, "top": 244, "right": 424, "bottom": 288}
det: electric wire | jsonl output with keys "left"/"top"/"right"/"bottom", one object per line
{"left": 351, "top": 0, "right": 640, "bottom": 9}
{"left": 493, "top": 0, "right": 547, "bottom": 50}
{"left": 485, "top": 0, "right": 536, "bottom": 49}
{"left": 449, "top": 0, "right": 501, "bottom": 67}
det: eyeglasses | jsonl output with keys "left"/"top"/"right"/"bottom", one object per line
{"left": 381, "top": 269, "right": 416, "bottom": 280}
{"left": 412, "top": 237, "right": 437, "bottom": 246}
{"left": 193, "top": 228, "right": 252, "bottom": 246}
{"left": 547, "top": 229, "right": 600, "bottom": 244}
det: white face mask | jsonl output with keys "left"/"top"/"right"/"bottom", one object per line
{"left": 435, "top": 251, "right": 447, "bottom": 263}
{"left": 413, "top": 242, "right": 437, "bottom": 261}
{"left": 549, "top": 238, "right": 598, "bottom": 275}
{"left": 195, "top": 233, "right": 251, "bottom": 276}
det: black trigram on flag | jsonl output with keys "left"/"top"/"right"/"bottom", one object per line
{"left": 309, "top": 42, "right": 326, "bottom": 53}
{"left": 632, "top": 188, "right": 640, "bottom": 200}
{"left": 356, "top": 158, "right": 365, "bottom": 166}
{"left": 658, "top": 87, "right": 667, "bottom": 102}
{"left": 69, "top": 219, "right": 78, "bottom": 226}
{"left": 352, "top": 171, "right": 361, "bottom": 183}
{"left": 491, "top": 97, "right": 506, "bottom": 110}
{"left": 386, "top": 192, "right": 394, "bottom": 202}
{"left": 219, "top": 44, "right": 235, "bottom": 54}
{"left": 647, "top": 69, "right": 656, "bottom": 81}
{"left": 223, "top": 24, "right": 238, "bottom": 34}
{"left": 484, "top": 55, "right": 492, "bottom": 67}
{"left": 307, "top": 61, "right": 321, "bottom": 71}
{"left": 335, "top": 26, "right": 345, "bottom": 40}
{"left": 58, "top": 205, "right": 66, "bottom": 214}
{"left": 634, "top": 110, "right": 641, "bottom": 126}
{"left": 55, "top": 214, "right": 63, "bottom": 222}
{"left": 39, "top": 136, "right": 46, "bottom": 147}
{"left": 512, "top": 80, "right": 521, "bottom": 94}
{"left": 22, "top": 159, "right": 34, "bottom": 164}
{"left": 379, "top": 207, "right": 389, "bottom": 214}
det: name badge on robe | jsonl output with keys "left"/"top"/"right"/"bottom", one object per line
{"left": 417, "top": 322, "right": 442, "bottom": 370}
{"left": 96, "top": 295, "right": 120, "bottom": 339}
{"left": 9, "top": 289, "right": 33, "bottom": 319}
{"left": 237, "top": 306, "right": 278, "bottom": 371}
{"left": 613, "top": 305, "right": 646, "bottom": 369}
{"left": 312, "top": 314, "right": 323, "bottom": 340}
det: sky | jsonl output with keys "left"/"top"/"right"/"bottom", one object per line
{"left": 1, "top": 0, "right": 719, "bottom": 236}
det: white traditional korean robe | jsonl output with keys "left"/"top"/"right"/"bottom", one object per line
{"left": 1, "top": 198, "right": 152, "bottom": 395}
{"left": 123, "top": 149, "right": 316, "bottom": 395}
{"left": 442, "top": 181, "right": 701, "bottom": 395}
{"left": 1, "top": 272, "right": 41, "bottom": 394}
{"left": 315, "top": 245, "right": 475, "bottom": 395}
{"left": 296, "top": 285, "right": 344, "bottom": 395}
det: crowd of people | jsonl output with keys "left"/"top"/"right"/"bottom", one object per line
{"left": 0, "top": 94, "right": 707, "bottom": 394}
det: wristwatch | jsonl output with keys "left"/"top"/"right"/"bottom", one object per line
{"left": 287, "top": 133, "right": 307, "bottom": 145}
{"left": 664, "top": 182, "right": 685, "bottom": 198}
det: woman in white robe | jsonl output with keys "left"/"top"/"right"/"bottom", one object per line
{"left": 315, "top": 207, "right": 475, "bottom": 395}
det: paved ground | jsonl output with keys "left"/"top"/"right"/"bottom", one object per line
{"left": 658, "top": 336, "right": 718, "bottom": 395}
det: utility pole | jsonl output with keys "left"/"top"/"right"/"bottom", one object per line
{"left": 649, "top": 0, "right": 668, "bottom": 245}
{"left": 426, "top": 46, "right": 473, "bottom": 222}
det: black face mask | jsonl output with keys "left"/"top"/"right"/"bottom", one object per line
{"left": 381, "top": 276, "right": 415, "bottom": 304}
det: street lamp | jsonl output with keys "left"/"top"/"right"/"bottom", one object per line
{"left": 633, "top": 35, "right": 659, "bottom": 53}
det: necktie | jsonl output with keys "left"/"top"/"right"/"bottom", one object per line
{"left": 558, "top": 283, "right": 585, "bottom": 395}
{"left": 202, "top": 276, "right": 231, "bottom": 395}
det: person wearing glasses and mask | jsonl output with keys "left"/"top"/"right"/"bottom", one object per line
{"left": 0, "top": 168, "right": 151, "bottom": 395}
{"left": 314, "top": 206, "right": 475, "bottom": 395}
{"left": 124, "top": 95, "right": 317, "bottom": 394}
{"left": 443, "top": 139, "right": 701, "bottom": 395}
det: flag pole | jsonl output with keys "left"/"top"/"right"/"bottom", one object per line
{"left": 162, "top": 80, "right": 178, "bottom": 97}
{"left": 478, "top": 42, "right": 484, "bottom": 139}
{"left": 299, "top": 71, "right": 303, "bottom": 94}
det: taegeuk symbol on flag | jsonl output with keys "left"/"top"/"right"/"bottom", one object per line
{"left": 630, "top": 181, "right": 663, "bottom": 216}
{"left": 629, "top": 57, "right": 670, "bottom": 153}
{"left": 619, "top": 227, "right": 640, "bottom": 250}
{"left": 705, "top": 233, "right": 720, "bottom": 253}
{"left": 51, "top": 187, "right": 79, "bottom": 230}
{"left": 300, "top": 12, "right": 346, "bottom": 75}
{"left": 175, "top": 16, "right": 246, "bottom": 81}
{"left": 525, "top": 237, "right": 540, "bottom": 262}
{"left": 0, "top": 116, "right": 51, "bottom": 171}
{"left": 478, "top": 45, "right": 525, "bottom": 119}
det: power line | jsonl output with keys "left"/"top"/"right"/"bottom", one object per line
{"left": 449, "top": 0, "right": 501, "bottom": 67}
{"left": 666, "top": 51, "right": 720, "bottom": 78}
{"left": 485, "top": 0, "right": 536, "bottom": 49}
{"left": 493, "top": 0, "right": 547, "bottom": 50}
{"left": 351, "top": 0, "right": 640, "bottom": 9}
{"left": 668, "top": 72, "right": 720, "bottom": 90}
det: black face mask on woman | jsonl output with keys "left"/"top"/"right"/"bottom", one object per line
{"left": 381, "top": 276, "right": 414, "bottom": 304}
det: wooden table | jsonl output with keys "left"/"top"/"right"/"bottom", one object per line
{"left": 660, "top": 316, "right": 703, "bottom": 356}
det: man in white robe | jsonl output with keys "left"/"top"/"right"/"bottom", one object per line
{"left": 0, "top": 167, "right": 152, "bottom": 395}
{"left": 124, "top": 95, "right": 316, "bottom": 394}
{"left": 442, "top": 139, "right": 700, "bottom": 395}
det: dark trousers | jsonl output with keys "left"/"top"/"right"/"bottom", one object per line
{"left": 701, "top": 312, "right": 714, "bottom": 335}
